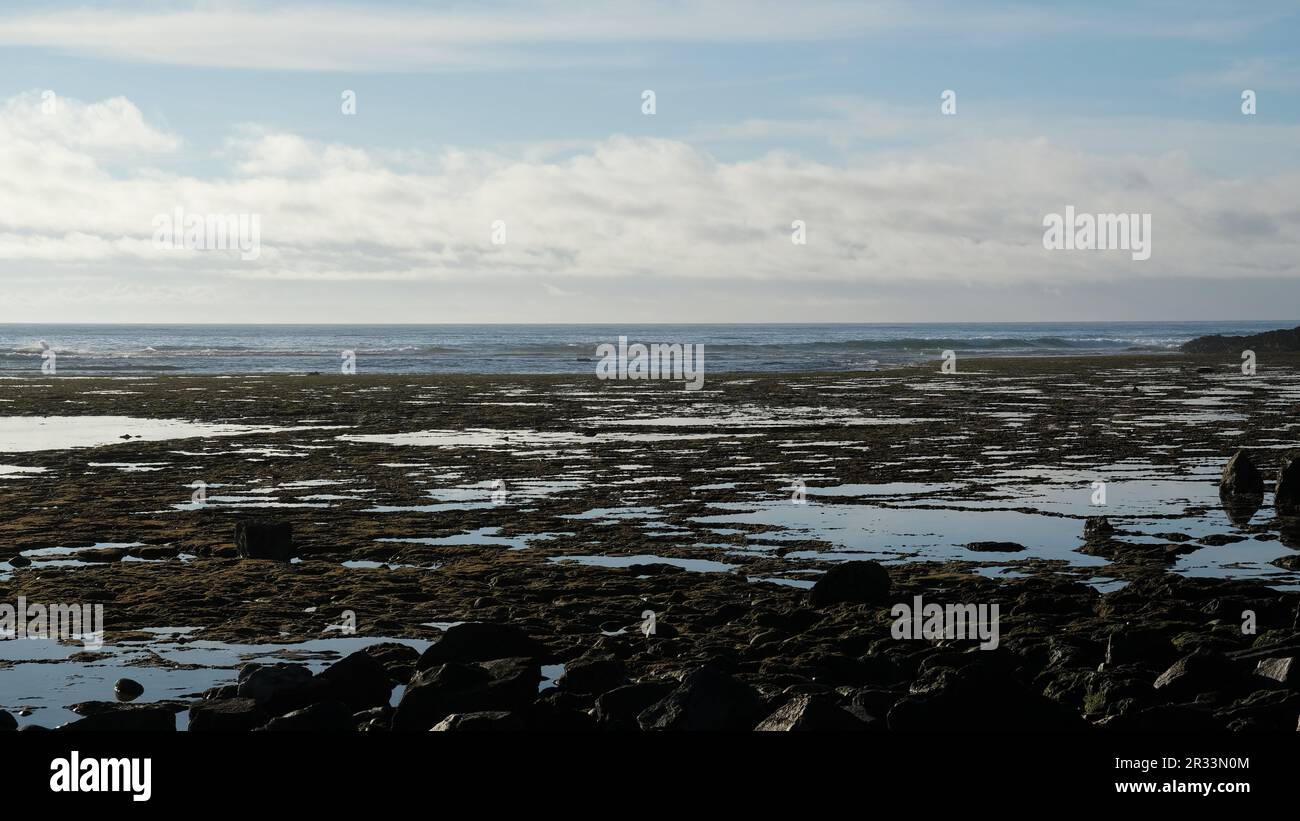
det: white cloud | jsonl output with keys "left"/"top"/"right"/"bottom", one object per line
{"left": 1, "top": 93, "right": 1297, "bottom": 317}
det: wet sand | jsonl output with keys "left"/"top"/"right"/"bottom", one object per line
{"left": 2, "top": 352, "right": 1299, "bottom": 730}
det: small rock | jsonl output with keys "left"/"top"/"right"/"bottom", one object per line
{"left": 965, "top": 541, "right": 1026, "bottom": 552}
{"left": 1084, "top": 516, "right": 1114, "bottom": 541}
{"left": 755, "top": 694, "right": 867, "bottom": 731}
{"left": 57, "top": 707, "right": 176, "bottom": 731}
{"left": 430, "top": 711, "right": 525, "bottom": 731}
{"left": 188, "top": 697, "right": 267, "bottom": 732}
{"left": 234, "top": 519, "right": 295, "bottom": 561}
{"left": 114, "top": 678, "right": 144, "bottom": 702}
{"left": 1153, "top": 651, "right": 1239, "bottom": 698}
{"left": 260, "top": 700, "right": 353, "bottom": 731}
{"left": 1254, "top": 656, "right": 1300, "bottom": 688}
{"left": 8, "top": 555, "right": 30, "bottom": 568}
{"left": 807, "top": 561, "right": 891, "bottom": 607}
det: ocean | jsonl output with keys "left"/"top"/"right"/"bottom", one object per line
{"left": 0, "top": 321, "right": 1292, "bottom": 376}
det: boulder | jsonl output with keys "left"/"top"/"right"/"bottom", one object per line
{"left": 1219, "top": 449, "right": 1264, "bottom": 496}
{"left": 113, "top": 678, "right": 144, "bottom": 702}
{"left": 188, "top": 697, "right": 268, "bottom": 732}
{"left": 556, "top": 656, "right": 627, "bottom": 694}
{"left": 637, "top": 665, "right": 766, "bottom": 731}
{"left": 593, "top": 681, "right": 675, "bottom": 731}
{"left": 755, "top": 694, "right": 868, "bottom": 731}
{"left": 392, "top": 657, "right": 540, "bottom": 731}
{"left": 363, "top": 642, "right": 421, "bottom": 683}
{"left": 1276, "top": 452, "right": 1300, "bottom": 517}
{"left": 0, "top": 710, "right": 15, "bottom": 731}
{"left": 236, "top": 662, "right": 330, "bottom": 715}
{"left": 260, "top": 700, "right": 353, "bottom": 731}
{"left": 234, "top": 520, "right": 295, "bottom": 561}
{"left": 317, "top": 649, "right": 394, "bottom": 711}
{"left": 415, "top": 623, "right": 545, "bottom": 670}
{"left": 807, "top": 561, "right": 891, "bottom": 607}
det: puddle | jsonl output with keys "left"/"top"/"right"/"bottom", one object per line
{"left": 0, "top": 633, "right": 429, "bottom": 730}
{"left": 549, "top": 554, "right": 737, "bottom": 573}
{"left": 0, "top": 417, "right": 328, "bottom": 453}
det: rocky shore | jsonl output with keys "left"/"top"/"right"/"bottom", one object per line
{"left": 1182, "top": 325, "right": 1300, "bottom": 354}
{"left": 2, "top": 351, "right": 1300, "bottom": 732}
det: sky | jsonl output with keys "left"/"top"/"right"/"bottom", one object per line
{"left": 0, "top": 0, "right": 1297, "bottom": 323}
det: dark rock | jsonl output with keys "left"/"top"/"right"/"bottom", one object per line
{"left": 392, "top": 657, "right": 540, "bottom": 731}
{"left": 1084, "top": 516, "right": 1114, "bottom": 541}
{"left": 529, "top": 691, "right": 598, "bottom": 732}
{"left": 113, "top": 678, "right": 144, "bottom": 702}
{"left": 317, "top": 650, "right": 393, "bottom": 711}
{"left": 234, "top": 519, "right": 295, "bottom": 561}
{"left": 807, "top": 561, "right": 891, "bottom": 607}
{"left": 363, "top": 642, "right": 420, "bottom": 683}
{"left": 755, "top": 694, "right": 868, "bottom": 731}
{"left": 638, "top": 665, "right": 766, "bottom": 731}
{"left": 57, "top": 707, "right": 176, "bottom": 731}
{"left": 1215, "top": 689, "right": 1300, "bottom": 731}
{"left": 237, "top": 662, "right": 330, "bottom": 715}
{"left": 966, "top": 541, "right": 1026, "bottom": 552}
{"left": 188, "top": 697, "right": 267, "bottom": 732}
{"left": 1182, "top": 325, "right": 1300, "bottom": 354}
{"left": 888, "top": 663, "right": 1088, "bottom": 732}
{"left": 0, "top": 710, "right": 15, "bottom": 731}
{"left": 260, "top": 700, "right": 353, "bottom": 731}
{"left": 557, "top": 655, "right": 627, "bottom": 694}
{"left": 431, "top": 711, "right": 526, "bottom": 731}
{"left": 1254, "top": 656, "right": 1300, "bottom": 688}
{"left": 415, "top": 623, "right": 545, "bottom": 670}
{"left": 1105, "top": 628, "right": 1177, "bottom": 669}
{"left": 1153, "top": 651, "right": 1240, "bottom": 699}
{"left": 7, "top": 555, "right": 30, "bottom": 567}
{"left": 594, "top": 681, "right": 675, "bottom": 730}
{"left": 1220, "top": 449, "right": 1264, "bottom": 496}
{"left": 1276, "top": 452, "right": 1300, "bottom": 517}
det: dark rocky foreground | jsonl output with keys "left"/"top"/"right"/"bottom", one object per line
{"left": 2, "top": 351, "right": 1300, "bottom": 732}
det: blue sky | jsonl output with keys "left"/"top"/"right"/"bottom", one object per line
{"left": 0, "top": 1, "right": 1297, "bottom": 322}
